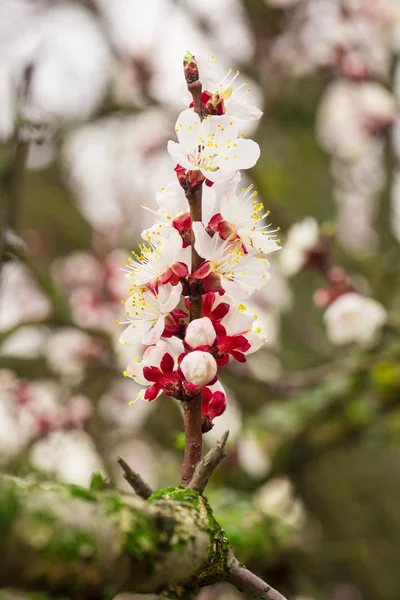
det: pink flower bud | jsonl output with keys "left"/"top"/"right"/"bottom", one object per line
{"left": 180, "top": 351, "right": 217, "bottom": 387}
{"left": 185, "top": 317, "right": 216, "bottom": 349}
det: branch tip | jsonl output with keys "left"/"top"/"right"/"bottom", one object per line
{"left": 117, "top": 456, "right": 153, "bottom": 499}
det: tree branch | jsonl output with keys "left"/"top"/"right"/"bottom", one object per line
{"left": 180, "top": 54, "right": 205, "bottom": 488}
{"left": 188, "top": 431, "right": 229, "bottom": 493}
{"left": 226, "top": 552, "right": 288, "bottom": 600}
{"left": 0, "top": 477, "right": 289, "bottom": 600}
{"left": 0, "top": 476, "right": 214, "bottom": 598}
{"left": 0, "top": 134, "right": 29, "bottom": 276}
{"left": 117, "top": 456, "right": 153, "bottom": 499}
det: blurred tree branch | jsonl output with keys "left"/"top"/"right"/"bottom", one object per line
{"left": 0, "top": 135, "right": 29, "bottom": 278}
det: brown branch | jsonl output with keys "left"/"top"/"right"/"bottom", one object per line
{"left": 180, "top": 54, "right": 205, "bottom": 487}
{"left": 181, "top": 186, "right": 204, "bottom": 487}
{"left": 188, "top": 80, "right": 202, "bottom": 118}
{"left": 226, "top": 552, "right": 287, "bottom": 600}
{"left": 117, "top": 456, "right": 153, "bottom": 499}
{"left": 188, "top": 431, "right": 229, "bottom": 493}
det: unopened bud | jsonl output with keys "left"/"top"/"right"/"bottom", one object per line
{"left": 183, "top": 51, "right": 199, "bottom": 84}
{"left": 180, "top": 351, "right": 217, "bottom": 387}
{"left": 185, "top": 317, "right": 216, "bottom": 348}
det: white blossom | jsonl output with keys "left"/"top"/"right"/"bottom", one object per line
{"left": 123, "top": 227, "right": 188, "bottom": 289}
{"left": 193, "top": 222, "right": 271, "bottom": 298}
{"left": 168, "top": 109, "right": 260, "bottom": 183}
{"left": 142, "top": 180, "right": 216, "bottom": 235}
{"left": 0, "top": 263, "right": 51, "bottom": 330}
{"left": 198, "top": 55, "right": 262, "bottom": 120}
{"left": 324, "top": 293, "right": 387, "bottom": 348}
{"left": 317, "top": 80, "right": 397, "bottom": 161}
{"left": 124, "top": 339, "right": 182, "bottom": 401}
{"left": 219, "top": 172, "right": 281, "bottom": 255}
{"left": 119, "top": 283, "right": 183, "bottom": 359}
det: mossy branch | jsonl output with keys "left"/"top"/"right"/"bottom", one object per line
{"left": 0, "top": 477, "right": 216, "bottom": 598}
{"left": 0, "top": 477, "right": 287, "bottom": 600}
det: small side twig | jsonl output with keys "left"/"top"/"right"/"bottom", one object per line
{"left": 117, "top": 456, "right": 153, "bottom": 499}
{"left": 226, "top": 552, "right": 287, "bottom": 600}
{"left": 188, "top": 431, "right": 229, "bottom": 493}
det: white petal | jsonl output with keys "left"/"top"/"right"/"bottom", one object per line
{"left": 127, "top": 362, "right": 147, "bottom": 386}
{"left": 175, "top": 109, "right": 202, "bottom": 152}
{"left": 201, "top": 166, "right": 237, "bottom": 184}
{"left": 141, "top": 315, "right": 165, "bottom": 345}
{"left": 244, "top": 231, "right": 281, "bottom": 255}
{"left": 203, "top": 114, "right": 239, "bottom": 148}
{"left": 202, "top": 184, "right": 217, "bottom": 226}
{"left": 120, "top": 323, "right": 150, "bottom": 347}
{"left": 162, "top": 227, "right": 185, "bottom": 260}
{"left": 160, "top": 282, "right": 183, "bottom": 313}
{"left": 192, "top": 222, "right": 213, "bottom": 260}
{"left": 142, "top": 341, "right": 172, "bottom": 367}
{"left": 227, "top": 98, "right": 263, "bottom": 120}
{"left": 220, "top": 181, "right": 240, "bottom": 223}
{"left": 178, "top": 245, "right": 191, "bottom": 271}
{"left": 225, "top": 138, "right": 260, "bottom": 170}
{"left": 222, "top": 278, "right": 251, "bottom": 299}
{"left": 141, "top": 223, "right": 172, "bottom": 244}
{"left": 222, "top": 311, "right": 253, "bottom": 335}
{"left": 122, "top": 335, "right": 147, "bottom": 363}
{"left": 167, "top": 140, "right": 192, "bottom": 170}
{"left": 244, "top": 331, "right": 264, "bottom": 354}
{"left": 163, "top": 335, "right": 184, "bottom": 356}
{"left": 157, "top": 181, "right": 188, "bottom": 217}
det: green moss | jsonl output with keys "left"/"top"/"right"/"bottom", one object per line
{"left": 103, "top": 493, "right": 125, "bottom": 515}
{"left": 65, "top": 485, "right": 97, "bottom": 503}
{"left": 196, "top": 496, "right": 230, "bottom": 587}
{"left": 89, "top": 472, "right": 107, "bottom": 492}
{"left": 125, "top": 514, "right": 158, "bottom": 558}
{"left": 149, "top": 487, "right": 230, "bottom": 589}
{"left": 148, "top": 486, "right": 200, "bottom": 509}
{"left": 0, "top": 481, "right": 19, "bottom": 549}
{"left": 44, "top": 530, "right": 97, "bottom": 562}
{"left": 31, "top": 510, "right": 56, "bottom": 526}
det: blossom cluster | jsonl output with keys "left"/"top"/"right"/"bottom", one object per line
{"left": 118, "top": 52, "right": 280, "bottom": 430}
{"left": 280, "top": 217, "right": 388, "bottom": 348}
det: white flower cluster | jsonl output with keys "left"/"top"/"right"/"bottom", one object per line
{"left": 118, "top": 53, "right": 281, "bottom": 427}
{"left": 280, "top": 217, "right": 388, "bottom": 348}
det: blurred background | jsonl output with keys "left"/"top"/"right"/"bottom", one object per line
{"left": 1, "top": 1, "right": 400, "bottom": 599}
